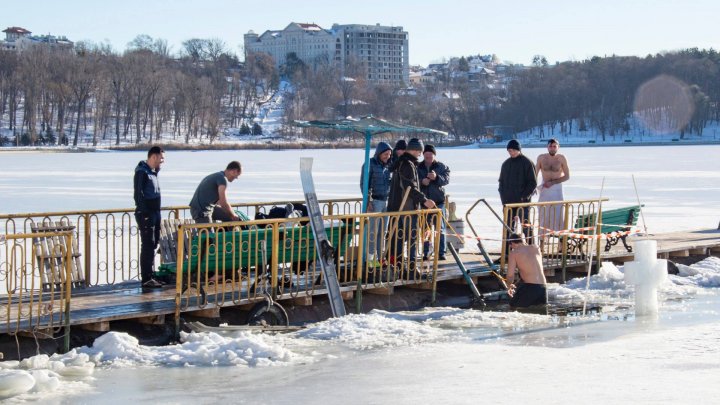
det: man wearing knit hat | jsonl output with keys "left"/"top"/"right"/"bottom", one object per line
{"left": 389, "top": 139, "right": 407, "bottom": 170}
{"left": 499, "top": 139, "right": 537, "bottom": 252}
{"left": 418, "top": 144, "right": 450, "bottom": 261}
{"left": 387, "top": 137, "right": 436, "bottom": 269}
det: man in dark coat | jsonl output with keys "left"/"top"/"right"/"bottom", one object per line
{"left": 417, "top": 144, "right": 450, "bottom": 260}
{"left": 498, "top": 139, "right": 537, "bottom": 251}
{"left": 133, "top": 146, "right": 165, "bottom": 291}
{"left": 387, "top": 138, "right": 436, "bottom": 266}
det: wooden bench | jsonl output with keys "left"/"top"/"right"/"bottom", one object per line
{"left": 568, "top": 205, "right": 643, "bottom": 254}
{"left": 158, "top": 221, "right": 351, "bottom": 281}
{"left": 31, "top": 221, "right": 85, "bottom": 289}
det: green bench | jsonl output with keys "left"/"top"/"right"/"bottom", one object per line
{"left": 567, "top": 205, "right": 643, "bottom": 254}
{"left": 157, "top": 222, "right": 351, "bottom": 281}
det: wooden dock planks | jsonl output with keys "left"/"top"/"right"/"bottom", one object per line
{"left": 1, "top": 228, "right": 718, "bottom": 333}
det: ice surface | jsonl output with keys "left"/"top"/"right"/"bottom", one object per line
{"left": 0, "top": 146, "right": 719, "bottom": 401}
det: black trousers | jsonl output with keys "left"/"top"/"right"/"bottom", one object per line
{"left": 136, "top": 211, "right": 161, "bottom": 283}
{"left": 510, "top": 283, "right": 547, "bottom": 307}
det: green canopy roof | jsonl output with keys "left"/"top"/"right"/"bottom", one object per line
{"left": 292, "top": 115, "right": 447, "bottom": 240}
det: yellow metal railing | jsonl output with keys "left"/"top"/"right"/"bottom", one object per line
{"left": 501, "top": 198, "right": 609, "bottom": 280}
{"left": 171, "top": 209, "right": 443, "bottom": 323}
{"left": 0, "top": 198, "right": 362, "bottom": 288}
{"left": 0, "top": 231, "right": 73, "bottom": 349}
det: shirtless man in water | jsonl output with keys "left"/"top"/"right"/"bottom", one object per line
{"left": 506, "top": 233, "right": 548, "bottom": 307}
{"left": 535, "top": 139, "right": 570, "bottom": 246}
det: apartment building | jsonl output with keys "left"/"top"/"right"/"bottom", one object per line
{"left": 244, "top": 22, "right": 409, "bottom": 86}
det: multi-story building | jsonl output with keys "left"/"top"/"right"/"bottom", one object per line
{"left": 331, "top": 23, "right": 408, "bottom": 85}
{"left": 1, "top": 26, "right": 73, "bottom": 52}
{"left": 244, "top": 23, "right": 335, "bottom": 68}
{"left": 244, "top": 22, "right": 409, "bottom": 86}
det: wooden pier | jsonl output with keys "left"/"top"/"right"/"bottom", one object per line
{"left": 3, "top": 228, "right": 719, "bottom": 337}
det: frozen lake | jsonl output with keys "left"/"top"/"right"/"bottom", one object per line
{"left": 2, "top": 145, "right": 719, "bottom": 250}
{"left": 0, "top": 145, "right": 719, "bottom": 403}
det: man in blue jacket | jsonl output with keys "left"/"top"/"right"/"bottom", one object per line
{"left": 418, "top": 144, "right": 450, "bottom": 261}
{"left": 133, "top": 146, "right": 165, "bottom": 291}
{"left": 360, "top": 142, "right": 392, "bottom": 266}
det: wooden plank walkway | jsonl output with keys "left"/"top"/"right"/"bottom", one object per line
{"left": 2, "top": 229, "right": 718, "bottom": 333}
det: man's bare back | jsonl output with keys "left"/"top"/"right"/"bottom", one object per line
{"left": 507, "top": 243, "right": 546, "bottom": 286}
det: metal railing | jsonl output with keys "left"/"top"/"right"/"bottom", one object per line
{"left": 501, "top": 198, "right": 609, "bottom": 280}
{"left": 0, "top": 231, "right": 72, "bottom": 349}
{"left": 171, "top": 209, "right": 443, "bottom": 321}
{"left": 0, "top": 198, "right": 362, "bottom": 289}
{"left": 1, "top": 202, "right": 442, "bottom": 338}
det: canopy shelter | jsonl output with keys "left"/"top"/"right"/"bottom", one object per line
{"left": 293, "top": 115, "right": 448, "bottom": 213}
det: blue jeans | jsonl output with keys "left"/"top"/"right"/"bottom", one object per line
{"left": 367, "top": 199, "right": 388, "bottom": 257}
{"left": 423, "top": 202, "right": 446, "bottom": 257}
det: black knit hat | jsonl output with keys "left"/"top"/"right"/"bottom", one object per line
{"left": 407, "top": 138, "right": 424, "bottom": 151}
{"left": 424, "top": 144, "right": 436, "bottom": 155}
{"left": 394, "top": 139, "right": 407, "bottom": 150}
{"left": 506, "top": 139, "right": 521, "bottom": 151}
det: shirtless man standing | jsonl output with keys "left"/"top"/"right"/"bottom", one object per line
{"left": 535, "top": 139, "right": 570, "bottom": 242}
{"left": 506, "top": 233, "right": 547, "bottom": 307}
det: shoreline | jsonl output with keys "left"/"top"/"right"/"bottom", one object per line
{"left": 1, "top": 138, "right": 719, "bottom": 152}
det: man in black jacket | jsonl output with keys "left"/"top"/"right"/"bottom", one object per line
{"left": 387, "top": 138, "right": 436, "bottom": 266}
{"left": 133, "top": 146, "right": 165, "bottom": 291}
{"left": 498, "top": 139, "right": 537, "bottom": 250}
{"left": 418, "top": 144, "right": 450, "bottom": 260}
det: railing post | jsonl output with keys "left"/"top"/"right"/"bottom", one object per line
{"left": 271, "top": 223, "right": 279, "bottom": 300}
{"left": 595, "top": 203, "right": 604, "bottom": 273}
{"left": 355, "top": 215, "right": 365, "bottom": 314}
{"left": 174, "top": 224, "right": 185, "bottom": 340}
{"left": 500, "top": 206, "right": 509, "bottom": 272}
{"left": 63, "top": 232, "right": 73, "bottom": 353}
{"left": 561, "top": 203, "right": 571, "bottom": 282}
{"left": 83, "top": 213, "right": 91, "bottom": 287}
{"left": 431, "top": 209, "right": 442, "bottom": 305}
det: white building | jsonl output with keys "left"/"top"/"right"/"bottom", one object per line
{"left": 244, "top": 22, "right": 409, "bottom": 86}
{"left": 244, "top": 23, "right": 335, "bottom": 68}
{"left": 1, "top": 26, "right": 73, "bottom": 52}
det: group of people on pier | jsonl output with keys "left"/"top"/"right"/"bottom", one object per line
{"left": 132, "top": 138, "right": 570, "bottom": 308}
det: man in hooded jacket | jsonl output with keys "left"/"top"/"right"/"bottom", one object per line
{"left": 360, "top": 142, "right": 392, "bottom": 264}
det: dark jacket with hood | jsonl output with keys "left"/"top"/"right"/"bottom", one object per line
{"left": 417, "top": 159, "right": 450, "bottom": 204}
{"left": 498, "top": 153, "right": 536, "bottom": 204}
{"left": 134, "top": 161, "right": 161, "bottom": 214}
{"left": 360, "top": 142, "right": 392, "bottom": 201}
{"left": 387, "top": 152, "right": 428, "bottom": 211}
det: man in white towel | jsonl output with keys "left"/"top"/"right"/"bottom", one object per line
{"left": 535, "top": 139, "right": 570, "bottom": 249}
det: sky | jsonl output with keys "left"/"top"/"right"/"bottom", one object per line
{"left": 3, "top": 0, "right": 718, "bottom": 66}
